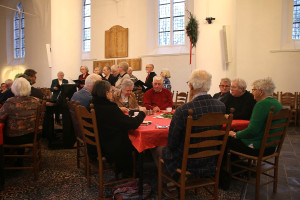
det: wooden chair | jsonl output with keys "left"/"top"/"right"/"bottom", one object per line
{"left": 75, "top": 104, "right": 136, "bottom": 198}
{"left": 280, "top": 92, "right": 297, "bottom": 126}
{"left": 66, "top": 99, "right": 86, "bottom": 172}
{"left": 173, "top": 91, "right": 189, "bottom": 109}
{"left": 3, "top": 101, "right": 46, "bottom": 180}
{"left": 229, "top": 107, "right": 291, "bottom": 200}
{"left": 134, "top": 89, "right": 144, "bottom": 106}
{"left": 158, "top": 109, "right": 234, "bottom": 200}
{"left": 272, "top": 92, "right": 279, "bottom": 100}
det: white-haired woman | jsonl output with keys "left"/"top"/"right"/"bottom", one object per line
{"left": 160, "top": 69, "right": 172, "bottom": 92}
{"left": 112, "top": 79, "right": 138, "bottom": 113}
{"left": 50, "top": 71, "right": 68, "bottom": 101}
{"left": 0, "top": 77, "right": 40, "bottom": 145}
{"left": 228, "top": 77, "right": 282, "bottom": 156}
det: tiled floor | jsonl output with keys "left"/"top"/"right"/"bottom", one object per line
{"left": 243, "top": 126, "right": 300, "bottom": 200}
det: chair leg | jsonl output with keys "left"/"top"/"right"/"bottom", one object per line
{"left": 273, "top": 157, "right": 279, "bottom": 193}
{"left": 76, "top": 143, "right": 80, "bottom": 168}
{"left": 255, "top": 165, "right": 261, "bottom": 200}
{"left": 158, "top": 160, "right": 162, "bottom": 200}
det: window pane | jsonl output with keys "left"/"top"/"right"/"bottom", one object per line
{"left": 15, "top": 39, "right": 19, "bottom": 48}
{"left": 15, "top": 49, "right": 19, "bottom": 58}
{"left": 159, "top": 18, "right": 170, "bottom": 32}
{"left": 21, "top": 38, "right": 25, "bottom": 48}
{"left": 159, "top": 4, "right": 170, "bottom": 18}
{"left": 159, "top": 0, "right": 170, "bottom": 4}
{"left": 85, "top": 0, "right": 91, "bottom": 4}
{"left": 173, "top": 2, "right": 185, "bottom": 16}
{"left": 84, "top": 29, "right": 91, "bottom": 40}
{"left": 84, "top": 40, "right": 91, "bottom": 52}
{"left": 173, "top": 31, "right": 185, "bottom": 45}
{"left": 174, "top": 0, "right": 185, "bottom": 2}
{"left": 84, "top": 17, "right": 91, "bottom": 28}
{"left": 21, "top": 29, "right": 24, "bottom": 38}
{"left": 14, "top": 19, "right": 19, "bottom": 29}
{"left": 173, "top": 16, "right": 184, "bottom": 31}
{"left": 293, "top": 2, "right": 300, "bottom": 39}
{"left": 14, "top": 30, "right": 19, "bottom": 39}
{"left": 159, "top": 32, "right": 170, "bottom": 45}
{"left": 84, "top": 4, "right": 91, "bottom": 16}
{"left": 21, "top": 48, "right": 25, "bottom": 57}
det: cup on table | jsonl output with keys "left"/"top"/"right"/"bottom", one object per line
{"left": 166, "top": 107, "right": 172, "bottom": 113}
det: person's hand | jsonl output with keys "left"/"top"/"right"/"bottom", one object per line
{"left": 153, "top": 106, "right": 160, "bottom": 112}
{"left": 53, "top": 86, "right": 58, "bottom": 90}
{"left": 139, "top": 107, "right": 146, "bottom": 114}
{"left": 229, "top": 131, "right": 236, "bottom": 138}
{"left": 119, "top": 107, "right": 128, "bottom": 113}
{"left": 224, "top": 114, "right": 229, "bottom": 119}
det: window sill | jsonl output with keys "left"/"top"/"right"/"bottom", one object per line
{"left": 270, "top": 49, "right": 300, "bottom": 53}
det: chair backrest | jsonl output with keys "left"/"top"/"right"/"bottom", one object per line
{"left": 33, "top": 101, "right": 46, "bottom": 144}
{"left": 67, "top": 99, "right": 81, "bottom": 138}
{"left": 180, "top": 109, "right": 233, "bottom": 180}
{"left": 259, "top": 106, "right": 291, "bottom": 158}
{"left": 273, "top": 92, "right": 279, "bottom": 101}
{"left": 280, "top": 92, "right": 297, "bottom": 109}
{"left": 75, "top": 104, "right": 103, "bottom": 162}
{"left": 135, "top": 89, "right": 144, "bottom": 106}
{"left": 297, "top": 92, "right": 300, "bottom": 110}
{"left": 174, "top": 91, "right": 189, "bottom": 108}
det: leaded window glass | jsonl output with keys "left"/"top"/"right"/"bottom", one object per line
{"left": 83, "top": 0, "right": 91, "bottom": 52}
{"left": 159, "top": 0, "right": 185, "bottom": 46}
{"left": 14, "top": 2, "right": 25, "bottom": 58}
{"left": 293, "top": 0, "right": 300, "bottom": 39}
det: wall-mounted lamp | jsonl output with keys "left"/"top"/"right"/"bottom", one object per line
{"left": 205, "top": 17, "right": 215, "bottom": 24}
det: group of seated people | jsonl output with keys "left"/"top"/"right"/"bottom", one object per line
{"left": 0, "top": 63, "right": 285, "bottom": 189}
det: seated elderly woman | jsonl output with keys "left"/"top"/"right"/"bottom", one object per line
{"left": 160, "top": 69, "right": 172, "bottom": 92}
{"left": 112, "top": 79, "right": 139, "bottom": 113}
{"left": 224, "top": 78, "right": 256, "bottom": 120}
{"left": 228, "top": 77, "right": 282, "bottom": 157}
{"left": 0, "top": 77, "right": 40, "bottom": 145}
{"left": 91, "top": 80, "right": 146, "bottom": 176}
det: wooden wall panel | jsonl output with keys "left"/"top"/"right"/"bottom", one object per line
{"left": 93, "top": 60, "right": 115, "bottom": 71}
{"left": 116, "top": 58, "right": 141, "bottom": 71}
{"left": 105, "top": 25, "right": 128, "bottom": 58}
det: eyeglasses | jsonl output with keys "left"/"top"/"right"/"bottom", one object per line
{"left": 252, "top": 89, "right": 258, "bottom": 92}
{"left": 219, "top": 85, "right": 230, "bottom": 88}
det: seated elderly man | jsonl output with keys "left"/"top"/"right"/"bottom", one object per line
{"left": 115, "top": 62, "right": 130, "bottom": 90}
{"left": 213, "top": 78, "right": 231, "bottom": 103}
{"left": 143, "top": 76, "right": 173, "bottom": 112}
{"left": 152, "top": 70, "right": 226, "bottom": 177}
{"left": 71, "top": 74, "right": 102, "bottom": 107}
{"left": 24, "top": 69, "right": 44, "bottom": 99}
{"left": 224, "top": 78, "right": 256, "bottom": 120}
{"left": 112, "top": 79, "right": 138, "bottom": 113}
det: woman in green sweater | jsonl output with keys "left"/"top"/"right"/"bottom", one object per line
{"left": 228, "top": 77, "right": 282, "bottom": 156}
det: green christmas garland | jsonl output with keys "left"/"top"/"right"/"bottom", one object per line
{"left": 186, "top": 11, "right": 199, "bottom": 47}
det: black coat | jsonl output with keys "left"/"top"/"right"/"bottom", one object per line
{"left": 50, "top": 79, "right": 69, "bottom": 101}
{"left": 92, "top": 96, "right": 146, "bottom": 173}
{"left": 143, "top": 71, "right": 156, "bottom": 92}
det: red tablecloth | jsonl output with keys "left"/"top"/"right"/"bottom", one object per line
{"left": 0, "top": 123, "right": 4, "bottom": 145}
{"left": 129, "top": 115, "right": 249, "bottom": 153}
{"left": 129, "top": 114, "right": 171, "bottom": 153}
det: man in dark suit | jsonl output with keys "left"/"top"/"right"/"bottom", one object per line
{"left": 153, "top": 70, "right": 226, "bottom": 178}
{"left": 50, "top": 71, "right": 68, "bottom": 101}
{"left": 135, "top": 64, "right": 157, "bottom": 92}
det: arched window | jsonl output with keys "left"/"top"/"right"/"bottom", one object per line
{"left": 158, "top": 0, "right": 185, "bottom": 46}
{"left": 293, "top": 0, "right": 300, "bottom": 39}
{"left": 14, "top": 2, "right": 25, "bottom": 58}
{"left": 83, "top": 0, "right": 91, "bottom": 52}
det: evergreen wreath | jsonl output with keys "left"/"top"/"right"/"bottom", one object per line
{"left": 186, "top": 11, "right": 199, "bottom": 47}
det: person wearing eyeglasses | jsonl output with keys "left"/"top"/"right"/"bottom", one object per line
{"left": 213, "top": 78, "right": 231, "bottom": 103}
{"left": 224, "top": 78, "right": 256, "bottom": 120}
